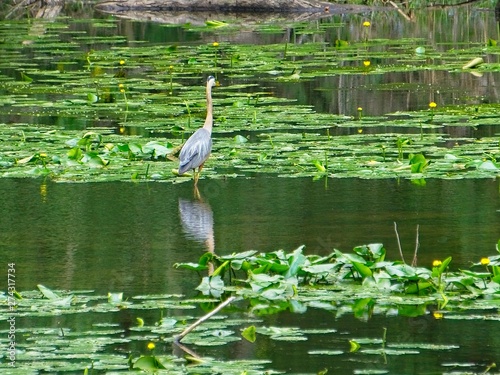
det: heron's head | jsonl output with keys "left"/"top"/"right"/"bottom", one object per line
{"left": 207, "top": 76, "right": 217, "bottom": 88}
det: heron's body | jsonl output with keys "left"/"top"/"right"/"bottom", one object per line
{"left": 178, "top": 128, "right": 212, "bottom": 175}
{"left": 178, "top": 76, "right": 216, "bottom": 185}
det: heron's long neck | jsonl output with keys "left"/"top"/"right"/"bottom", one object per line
{"left": 203, "top": 84, "right": 213, "bottom": 134}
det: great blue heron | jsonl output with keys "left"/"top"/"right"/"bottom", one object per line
{"left": 178, "top": 76, "right": 216, "bottom": 185}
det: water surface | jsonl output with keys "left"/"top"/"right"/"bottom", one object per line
{"left": 1, "top": 3, "right": 500, "bottom": 374}
{"left": 3, "top": 177, "right": 498, "bottom": 295}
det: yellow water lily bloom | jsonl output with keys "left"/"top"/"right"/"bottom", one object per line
{"left": 432, "top": 260, "right": 442, "bottom": 267}
{"left": 433, "top": 312, "right": 444, "bottom": 319}
{"left": 480, "top": 257, "right": 490, "bottom": 265}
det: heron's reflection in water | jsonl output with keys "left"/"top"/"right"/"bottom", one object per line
{"left": 178, "top": 188, "right": 214, "bottom": 273}
{"left": 175, "top": 188, "right": 216, "bottom": 358}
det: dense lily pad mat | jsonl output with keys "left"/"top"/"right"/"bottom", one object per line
{"left": 2, "top": 240, "right": 500, "bottom": 373}
{"left": 1, "top": 15, "right": 500, "bottom": 182}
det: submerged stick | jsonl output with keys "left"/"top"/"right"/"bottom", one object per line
{"left": 411, "top": 224, "right": 420, "bottom": 267}
{"left": 388, "top": 1, "right": 412, "bottom": 21}
{"left": 174, "top": 296, "right": 237, "bottom": 343}
{"left": 394, "top": 222, "right": 406, "bottom": 264}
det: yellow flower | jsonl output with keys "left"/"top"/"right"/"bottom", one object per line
{"left": 363, "top": 60, "right": 371, "bottom": 67}
{"left": 169, "top": 65, "right": 174, "bottom": 70}
{"left": 429, "top": 102, "right": 437, "bottom": 108}
{"left": 363, "top": 21, "right": 371, "bottom": 27}
{"left": 119, "top": 60, "right": 125, "bottom": 65}
{"left": 357, "top": 107, "right": 363, "bottom": 111}
{"left": 433, "top": 312, "right": 444, "bottom": 319}
{"left": 147, "top": 342, "right": 155, "bottom": 350}
{"left": 432, "top": 260, "right": 442, "bottom": 267}
{"left": 212, "top": 42, "right": 219, "bottom": 47}
{"left": 480, "top": 257, "right": 490, "bottom": 266}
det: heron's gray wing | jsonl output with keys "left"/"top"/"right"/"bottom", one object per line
{"left": 179, "top": 129, "right": 212, "bottom": 174}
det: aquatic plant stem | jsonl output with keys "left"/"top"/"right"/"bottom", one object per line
{"left": 174, "top": 295, "right": 237, "bottom": 343}
{"left": 382, "top": 327, "right": 387, "bottom": 349}
{"left": 394, "top": 222, "right": 406, "bottom": 264}
{"left": 412, "top": 224, "right": 419, "bottom": 267}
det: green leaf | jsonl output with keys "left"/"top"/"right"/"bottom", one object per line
{"left": 67, "top": 147, "right": 83, "bottom": 161}
{"left": 128, "top": 143, "right": 143, "bottom": 155}
{"left": 212, "top": 260, "right": 230, "bottom": 277}
{"left": 134, "top": 356, "right": 167, "bottom": 370}
{"left": 312, "top": 159, "right": 326, "bottom": 172}
{"left": 205, "top": 20, "right": 228, "bottom": 27}
{"left": 196, "top": 276, "right": 225, "bottom": 298}
{"left": 432, "top": 256, "right": 452, "bottom": 277}
{"left": 20, "top": 71, "right": 33, "bottom": 82}
{"left": 492, "top": 274, "right": 500, "bottom": 284}
{"left": 336, "top": 250, "right": 368, "bottom": 265}
{"left": 385, "top": 264, "right": 417, "bottom": 278}
{"left": 478, "top": 160, "right": 499, "bottom": 171}
{"left": 285, "top": 246, "right": 307, "bottom": 278}
{"left": 409, "top": 153, "right": 429, "bottom": 173}
{"left": 249, "top": 273, "right": 282, "bottom": 291}
{"left": 142, "top": 141, "right": 172, "bottom": 158}
{"left": 462, "top": 57, "right": 483, "bottom": 69}
{"left": 37, "top": 284, "right": 60, "bottom": 300}
{"left": 492, "top": 265, "right": 500, "bottom": 277}
{"left": 173, "top": 262, "right": 208, "bottom": 271}
{"left": 234, "top": 135, "right": 248, "bottom": 143}
{"left": 302, "top": 263, "right": 336, "bottom": 275}
{"left": 220, "top": 250, "right": 258, "bottom": 261}
{"left": 352, "top": 262, "right": 373, "bottom": 278}
{"left": 398, "top": 304, "right": 427, "bottom": 317}
{"left": 242, "top": 325, "right": 257, "bottom": 343}
{"left": 87, "top": 93, "right": 98, "bottom": 103}
{"left": 107, "top": 292, "right": 123, "bottom": 304}
{"left": 405, "top": 281, "right": 433, "bottom": 294}
{"left": 349, "top": 339, "right": 361, "bottom": 352}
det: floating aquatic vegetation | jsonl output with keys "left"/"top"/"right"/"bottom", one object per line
{"left": 1, "top": 15, "right": 500, "bottom": 182}
{"left": 3, "top": 237, "right": 499, "bottom": 373}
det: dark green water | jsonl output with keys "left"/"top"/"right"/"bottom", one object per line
{"left": 2, "top": 176, "right": 499, "bottom": 294}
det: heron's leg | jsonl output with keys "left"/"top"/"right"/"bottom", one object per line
{"left": 194, "top": 163, "right": 204, "bottom": 186}
{"left": 193, "top": 185, "right": 201, "bottom": 200}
